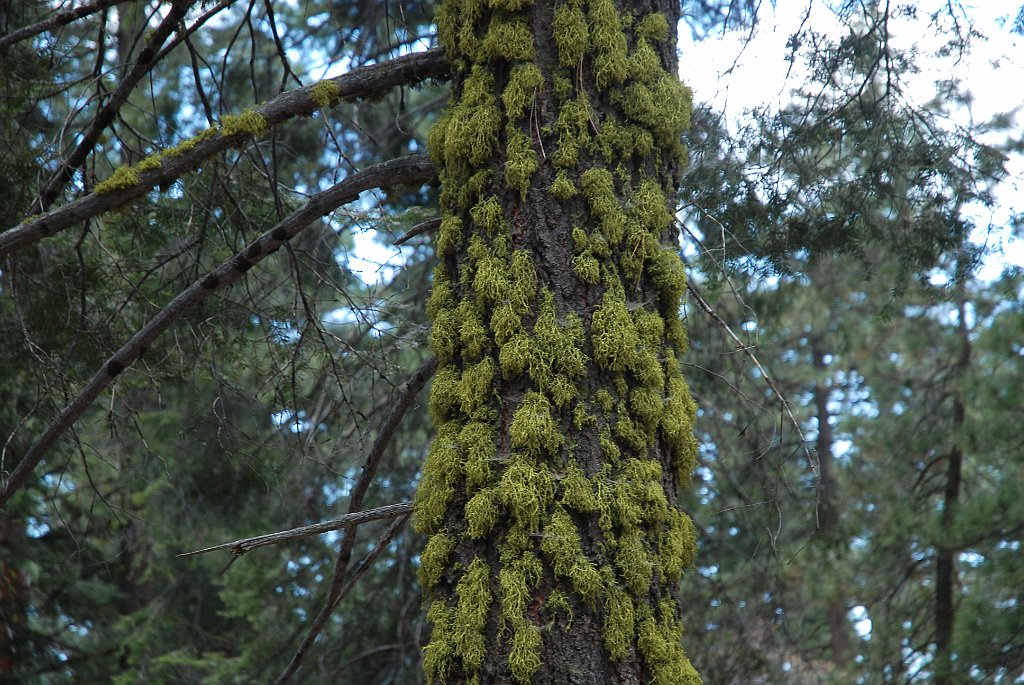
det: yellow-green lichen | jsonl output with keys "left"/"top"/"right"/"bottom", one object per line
{"left": 437, "top": 66, "right": 502, "bottom": 172}
{"left": 219, "top": 109, "right": 266, "bottom": 137}
{"left": 545, "top": 588, "right": 573, "bottom": 626}
{"left": 591, "top": 288, "right": 640, "bottom": 372}
{"left": 458, "top": 358, "right": 496, "bottom": 418}
{"left": 423, "top": 600, "right": 457, "bottom": 684}
{"left": 552, "top": 3, "right": 588, "bottom": 66}
{"left": 505, "top": 127, "right": 538, "bottom": 197}
{"left": 560, "top": 461, "right": 599, "bottom": 512}
{"left": 636, "top": 602, "right": 701, "bottom": 685}
{"left": 309, "top": 79, "right": 341, "bottom": 108}
{"left": 94, "top": 165, "right": 140, "bottom": 194}
{"left": 581, "top": 168, "right": 627, "bottom": 245}
{"left": 509, "top": 623, "right": 542, "bottom": 683}
{"left": 419, "top": 533, "right": 456, "bottom": 589}
{"left": 499, "top": 454, "right": 556, "bottom": 531}
{"left": 510, "top": 391, "right": 563, "bottom": 458}
{"left": 660, "top": 507, "right": 697, "bottom": 581}
{"left": 550, "top": 171, "right": 578, "bottom": 201}
{"left": 540, "top": 507, "right": 604, "bottom": 601}
{"left": 615, "top": 529, "right": 653, "bottom": 595}
{"left": 453, "top": 557, "right": 493, "bottom": 672}
{"left": 480, "top": 16, "right": 535, "bottom": 63}
{"left": 553, "top": 97, "right": 592, "bottom": 169}
{"left": 503, "top": 64, "right": 544, "bottom": 121}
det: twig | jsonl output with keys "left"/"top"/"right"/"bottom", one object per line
{"left": 0, "top": 48, "right": 449, "bottom": 258}
{"left": 393, "top": 216, "right": 441, "bottom": 246}
{"left": 177, "top": 502, "right": 413, "bottom": 558}
{"left": 0, "top": 0, "right": 128, "bottom": 53}
{"left": 686, "top": 279, "right": 818, "bottom": 479}
{"left": 0, "top": 155, "right": 437, "bottom": 510}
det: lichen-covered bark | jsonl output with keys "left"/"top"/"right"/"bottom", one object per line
{"left": 414, "top": 0, "right": 700, "bottom": 683}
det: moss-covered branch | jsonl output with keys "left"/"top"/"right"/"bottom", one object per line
{"left": 0, "top": 48, "right": 449, "bottom": 260}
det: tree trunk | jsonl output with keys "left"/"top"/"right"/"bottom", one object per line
{"left": 414, "top": 1, "right": 700, "bottom": 683}
{"left": 811, "top": 342, "right": 850, "bottom": 670}
{"left": 934, "top": 286, "right": 969, "bottom": 685}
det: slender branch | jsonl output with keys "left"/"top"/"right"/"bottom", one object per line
{"left": 0, "top": 155, "right": 437, "bottom": 509}
{"left": 0, "top": 48, "right": 449, "bottom": 259}
{"left": 273, "top": 355, "right": 438, "bottom": 685}
{"left": 0, "top": 0, "right": 128, "bottom": 53}
{"left": 31, "top": 0, "right": 198, "bottom": 214}
{"left": 177, "top": 502, "right": 413, "bottom": 558}
{"left": 393, "top": 216, "right": 441, "bottom": 245}
{"left": 273, "top": 513, "right": 411, "bottom": 685}
{"left": 686, "top": 279, "right": 818, "bottom": 477}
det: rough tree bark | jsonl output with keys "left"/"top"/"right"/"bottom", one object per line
{"left": 413, "top": 0, "right": 701, "bottom": 683}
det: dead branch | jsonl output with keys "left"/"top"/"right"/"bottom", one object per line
{"left": 177, "top": 502, "right": 413, "bottom": 558}
{"left": 0, "top": 0, "right": 129, "bottom": 53}
{"left": 393, "top": 216, "right": 441, "bottom": 245}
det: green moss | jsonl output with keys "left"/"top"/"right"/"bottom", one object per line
{"left": 480, "top": 16, "right": 534, "bottom": 63}
{"left": 94, "top": 165, "right": 140, "bottom": 195}
{"left": 620, "top": 77, "right": 692, "bottom": 152}
{"left": 430, "top": 307, "right": 458, "bottom": 365}
{"left": 581, "top": 168, "right": 626, "bottom": 245}
{"left": 440, "top": 66, "right": 502, "bottom": 172}
{"left": 135, "top": 153, "right": 163, "bottom": 172}
{"left": 458, "top": 358, "right": 496, "bottom": 418}
{"left": 505, "top": 127, "right": 538, "bottom": 197}
{"left": 628, "top": 38, "right": 663, "bottom": 82}
{"left": 591, "top": 289, "right": 639, "bottom": 372}
{"left": 436, "top": 215, "right": 463, "bottom": 256}
{"left": 540, "top": 507, "right": 604, "bottom": 601}
{"left": 662, "top": 356, "right": 698, "bottom": 481}
{"left": 603, "top": 586, "right": 635, "bottom": 661}
{"left": 636, "top": 12, "right": 670, "bottom": 42}
{"left": 660, "top": 507, "right": 697, "bottom": 581}
{"left": 461, "top": 421, "right": 496, "bottom": 490}
{"left": 529, "top": 291, "right": 587, "bottom": 389}
{"left": 219, "top": 109, "right": 266, "bottom": 137}
{"left": 419, "top": 533, "right": 455, "bottom": 589}
{"left": 615, "top": 529, "right": 653, "bottom": 595}
{"left": 550, "top": 172, "right": 578, "bottom": 201}
{"left": 553, "top": 97, "right": 592, "bottom": 169}
{"left": 488, "top": 0, "right": 534, "bottom": 10}
{"left": 636, "top": 602, "right": 701, "bottom": 685}
{"left": 650, "top": 247, "right": 687, "bottom": 309}
{"left": 458, "top": 302, "right": 490, "bottom": 361}
{"left": 573, "top": 253, "right": 601, "bottom": 284}
{"left": 413, "top": 421, "right": 463, "bottom": 534}
{"left": 560, "top": 461, "right": 598, "bottom": 511}
{"left": 552, "top": 74, "right": 573, "bottom": 101}
{"left": 503, "top": 64, "right": 544, "bottom": 121}
{"left": 632, "top": 179, "right": 674, "bottom": 233}
{"left": 588, "top": 0, "right": 629, "bottom": 88}
{"left": 499, "top": 332, "right": 531, "bottom": 378}
{"left": 466, "top": 487, "right": 499, "bottom": 538}
{"left": 491, "top": 302, "right": 523, "bottom": 345}
{"left": 545, "top": 588, "right": 573, "bottom": 626}
{"left": 508, "top": 623, "right": 542, "bottom": 683}
{"left": 423, "top": 600, "right": 457, "bottom": 684}
{"left": 309, "top": 79, "right": 341, "bottom": 108}
{"left": 552, "top": 3, "right": 588, "bottom": 66}
{"left": 499, "top": 454, "right": 556, "bottom": 530}
{"left": 510, "top": 391, "right": 563, "bottom": 458}
{"left": 470, "top": 195, "right": 503, "bottom": 232}
{"left": 453, "top": 557, "right": 493, "bottom": 672}
{"left": 595, "top": 389, "right": 614, "bottom": 415}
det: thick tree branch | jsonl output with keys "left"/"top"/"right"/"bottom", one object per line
{"left": 0, "top": 0, "right": 128, "bottom": 53}
{"left": 0, "top": 155, "right": 437, "bottom": 509}
{"left": 0, "top": 47, "right": 449, "bottom": 259}
{"left": 31, "top": 0, "right": 198, "bottom": 214}
{"left": 177, "top": 502, "right": 413, "bottom": 558}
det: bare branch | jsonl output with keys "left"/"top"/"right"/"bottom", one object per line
{"left": 0, "top": 0, "right": 128, "bottom": 53}
{"left": 177, "top": 502, "right": 413, "bottom": 558}
{"left": 0, "top": 155, "right": 437, "bottom": 509}
{"left": 393, "top": 216, "right": 441, "bottom": 245}
{"left": 0, "top": 47, "right": 449, "bottom": 259}
{"left": 273, "top": 354, "right": 438, "bottom": 685}
{"left": 686, "top": 279, "right": 818, "bottom": 479}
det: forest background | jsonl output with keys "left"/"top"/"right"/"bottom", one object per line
{"left": 0, "top": 0, "right": 1022, "bottom": 683}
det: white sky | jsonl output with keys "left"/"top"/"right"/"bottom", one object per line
{"left": 678, "top": 1, "right": 1024, "bottom": 280}
{"left": 347, "top": 2, "right": 1024, "bottom": 284}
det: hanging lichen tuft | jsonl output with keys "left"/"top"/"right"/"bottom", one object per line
{"left": 416, "top": 0, "right": 700, "bottom": 682}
